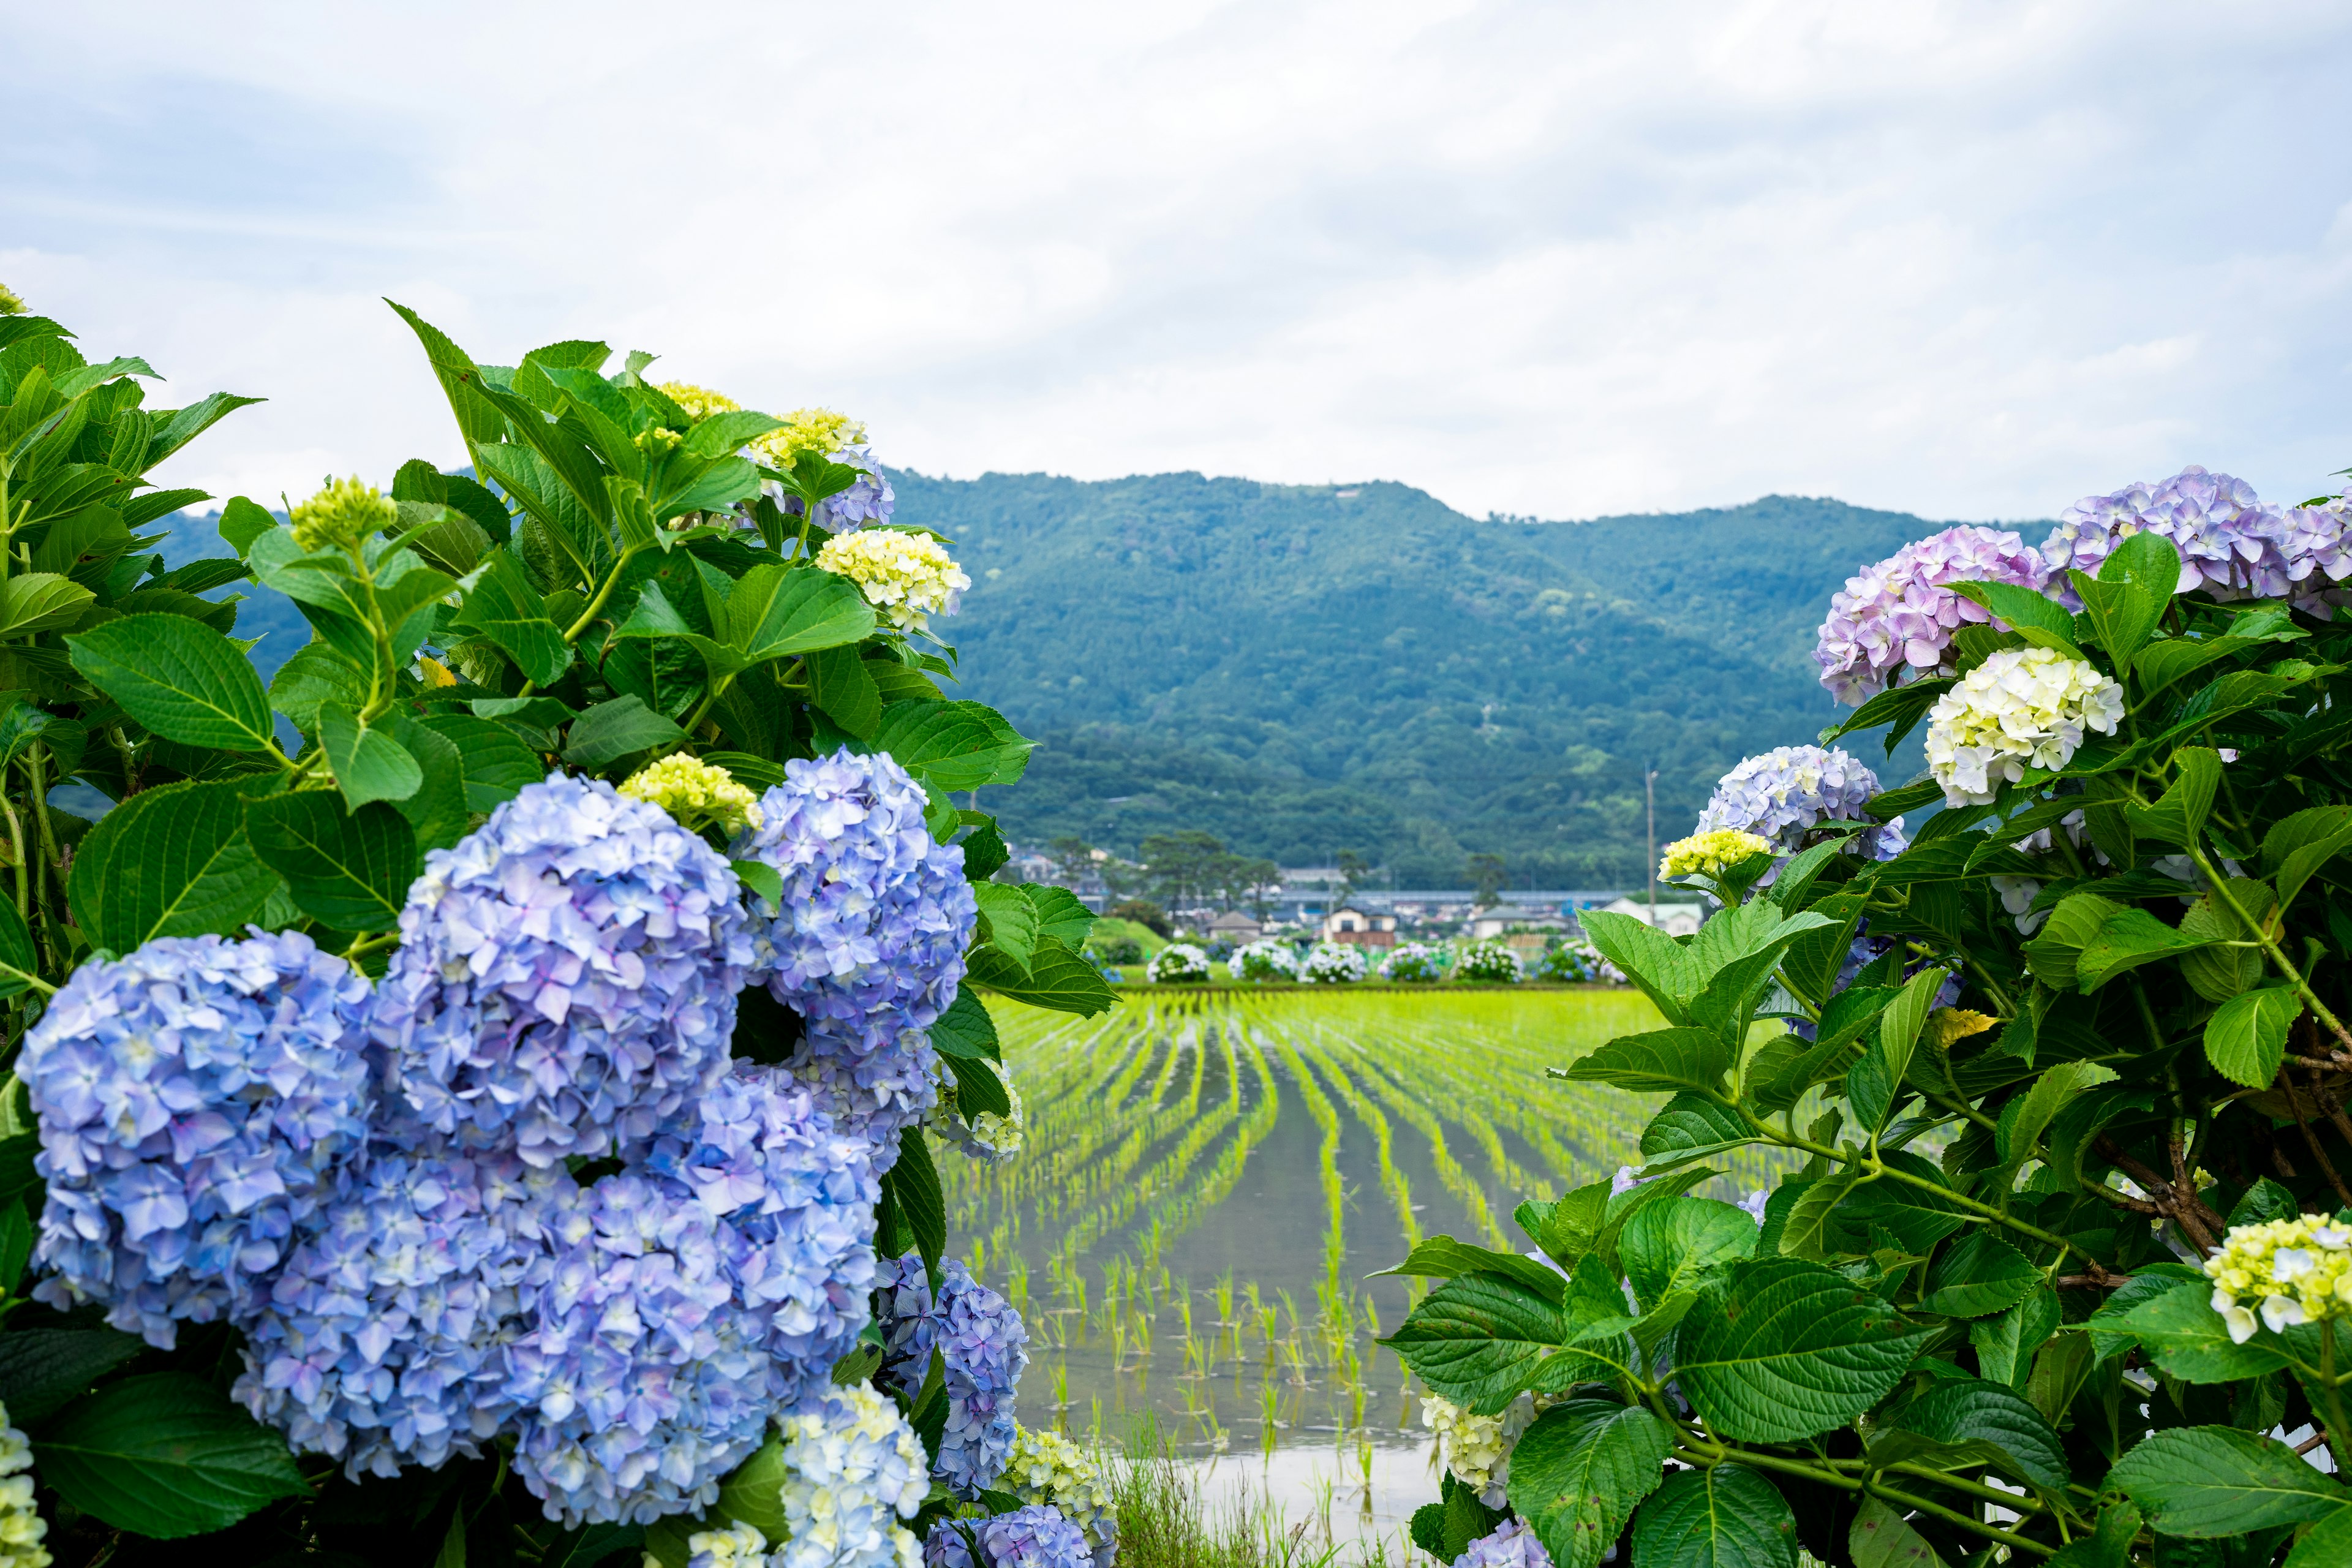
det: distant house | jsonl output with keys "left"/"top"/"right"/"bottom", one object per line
{"left": 1322, "top": 905, "right": 1398, "bottom": 949}
{"left": 1469, "top": 909, "right": 1566, "bottom": 941}
{"left": 1205, "top": 910, "right": 1263, "bottom": 944}
{"left": 1596, "top": 896, "right": 1706, "bottom": 938}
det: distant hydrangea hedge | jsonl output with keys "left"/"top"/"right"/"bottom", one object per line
{"left": 1395, "top": 460, "right": 2352, "bottom": 1568}
{"left": 0, "top": 294, "right": 1114, "bottom": 1561}
{"left": 1298, "top": 941, "right": 1368, "bottom": 983}
{"left": 1380, "top": 942, "right": 1447, "bottom": 982}
{"left": 1227, "top": 940, "right": 1298, "bottom": 982}
{"left": 1145, "top": 943, "right": 1211, "bottom": 984}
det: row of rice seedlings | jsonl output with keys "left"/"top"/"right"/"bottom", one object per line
{"left": 1298, "top": 1023, "right": 1508, "bottom": 1250}
{"left": 1262, "top": 1027, "right": 1345, "bottom": 1303}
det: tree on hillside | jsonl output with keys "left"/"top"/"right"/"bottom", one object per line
{"left": 1467, "top": 853, "right": 1506, "bottom": 908}
{"left": 1336, "top": 850, "right": 1369, "bottom": 903}
{"left": 1139, "top": 829, "right": 1227, "bottom": 911}
{"left": 1049, "top": 835, "right": 1095, "bottom": 886}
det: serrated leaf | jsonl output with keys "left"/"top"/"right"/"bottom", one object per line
{"left": 218, "top": 496, "right": 277, "bottom": 557}
{"left": 385, "top": 713, "right": 470, "bottom": 851}
{"left": 731, "top": 859, "right": 784, "bottom": 914}
{"left": 266, "top": 643, "right": 369, "bottom": 734}
{"left": 1877, "top": 1376, "right": 2067, "bottom": 1490}
{"left": 1373, "top": 1236, "right": 1568, "bottom": 1305}
{"left": 1621, "top": 1197, "right": 1757, "bottom": 1311}
{"left": 318, "top": 706, "right": 423, "bottom": 809}
{"left": 965, "top": 937, "right": 1113, "bottom": 1016}
{"left": 0, "top": 1328, "right": 144, "bottom": 1427}
{"left": 2126, "top": 746, "right": 2223, "bottom": 848}
{"left": 1847, "top": 1496, "right": 1943, "bottom": 1568}
{"left": 450, "top": 545, "right": 572, "bottom": 686}
{"left": 1639, "top": 1094, "right": 1753, "bottom": 1170}
{"left": 1947, "top": 578, "right": 2082, "bottom": 655}
{"left": 1021, "top": 883, "right": 1095, "bottom": 949}
{"left": 1381, "top": 1273, "right": 1575, "bottom": 1414}
{"left": 67, "top": 613, "right": 275, "bottom": 752}
{"left": 32, "top": 1371, "right": 307, "bottom": 1539}
{"left": 1673, "top": 1257, "right": 1932, "bottom": 1443}
{"left": 973, "top": 881, "right": 1040, "bottom": 973}
{"left": 889, "top": 1126, "right": 945, "bottom": 1289}
{"left": 2114, "top": 1280, "right": 2291, "bottom": 1382}
{"left": 870, "top": 700, "right": 1034, "bottom": 793}
{"left": 1919, "top": 1232, "right": 2038, "bottom": 1319}
{"left": 2108, "top": 1426, "right": 2346, "bottom": 1537}
{"left": 2205, "top": 984, "right": 2303, "bottom": 1088}
{"left": 1564, "top": 1027, "right": 1732, "bottom": 1096}
{"left": 1505, "top": 1400, "right": 1674, "bottom": 1568}
{"left": 563, "top": 695, "right": 687, "bottom": 771}
{"left": 67, "top": 778, "right": 279, "bottom": 951}
{"left": 413, "top": 711, "right": 545, "bottom": 813}
{"left": 245, "top": 794, "right": 420, "bottom": 933}
{"left": 1629, "top": 1466, "right": 1798, "bottom": 1568}
{"left": 928, "top": 989, "right": 999, "bottom": 1062}
{"left": 0, "top": 571, "right": 93, "bottom": 636}
{"left": 725, "top": 563, "right": 877, "bottom": 662}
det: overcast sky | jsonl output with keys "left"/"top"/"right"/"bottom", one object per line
{"left": 7, "top": 1, "right": 2351, "bottom": 526}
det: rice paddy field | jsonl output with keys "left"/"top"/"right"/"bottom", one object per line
{"left": 952, "top": 989, "right": 1798, "bottom": 1466}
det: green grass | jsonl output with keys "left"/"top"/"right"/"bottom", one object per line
{"left": 1108, "top": 1422, "right": 1411, "bottom": 1568}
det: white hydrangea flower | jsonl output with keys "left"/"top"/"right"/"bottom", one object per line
{"left": 775, "top": 1382, "right": 929, "bottom": 1568}
{"left": 1145, "top": 944, "right": 1210, "bottom": 984}
{"left": 687, "top": 1521, "right": 771, "bottom": 1568}
{"left": 933, "top": 1077, "right": 1026, "bottom": 1164}
{"left": 0, "top": 1403, "right": 48, "bottom": 1568}
{"left": 1420, "top": 1392, "right": 1556, "bottom": 1508}
{"left": 1924, "top": 647, "right": 2124, "bottom": 807}
{"left": 1001, "top": 1426, "right": 1118, "bottom": 1568}
{"left": 2204, "top": 1216, "right": 2352, "bottom": 1344}
{"left": 817, "top": 529, "right": 971, "bottom": 634}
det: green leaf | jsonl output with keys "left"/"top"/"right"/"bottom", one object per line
{"left": 807, "top": 644, "right": 883, "bottom": 738}
{"left": 1946, "top": 579, "right": 2082, "bottom": 655}
{"left": 0, "top": 571, "right": 92, "bottom": 636}
{"left": 1820, "top": 676, "right": 1954, "bottom": 752}
{"left": 67, "top": 614, "right": 275, "bottom": 752}
{"left": 563, "top": 695, "right": 687, "bottom": 771}
{"left": 1994, "top": 1059, "right": 2116, "bottom": 1170}
{"left": 1877, "top": 1376, "right": 2067, "bottom": 1490}
{"left": 245, "top": 794, "right": 420, "bottom": 933}
{"left": 1967, "top": 1287, "right": 2058, "bottom": 1387}
{"left": 1846, "top": 967, "right": 1948, "bottom": 1134}
{"left": 929, "top": 990, "right": 1000, "bottom": 1062}
{"left": 1381, "top": 1273, "right": 1575, "bottom": 1414}
{"left": 318, "top": 706, "right": 424, "bottom": 809}
{"left": 944, "top": 1053, "right": 1010, "bottom": 1120}
{"left": 1621, "top": 1197, "right": 1757, "bottom": 1312}
{"left": 266, "top": 643, "right": 369, "bottom": 734}
{"left": 1774, "top": 1166, "right": 1860, "bottom": 1262}
{"left": 0, "top": 1328, "right": 144, "bottom": 1427}
{"left": 1673, "top": 1257, "right": 1932, "bottom": 1443}
{"left": 973, "top": 881, "right": 1041, "bottom": 973}
{"left": 2285, "top": 1503, "right": 2352, "bottom": 1568}
{"left": 2075, "top": 905, "right": 2213, "bottom": 992}
{"left": 2043, "top": 1502, "right": 2138, "bottom": 1568}
{"left": 1638, "top": 1094, "right": 1754, "bottom": 1170}
{"left": 725, "top": 564, "right": 878, "bottom": 661}
{"left": 2021, "top": 891, "right": 2120, "bottom": 989}
{"left": 2126, "top": 746, "right": 2225, "bottom": 848}
{"left": 2108, "top": 1426, "right": 2347, "bottom": 1537}
{"left": 1847, "top": 1497, "right": 1945, "bottom": 1568}
{"left": 32, "top": 1371, "right": 307, "bottom": 1539}
{"left": 1022, "top": 883, "right": 1096, "bottom": 949}
{"left": 2205, "top": 984, "right": 2303, "bottom": 1088}
{"left": 965, "top": 937, "right": 1114, "bottom": 1016}
{"left": 1629, "top": 1465, "right": 1798, "bottom": 1568}
{"left": 1576, "top": 910, "right": 1701, "bottom": 1025}
{"left": 450, "top": 546, "right": 573, "bottom": 686}
{"left": 889, "top": 1126, "right": 946, "bottom": 1288}
{"left": 1919, "top": 1232, "right": 2038, "bottom": 1318}
{"left": 413, "top": 712, "right": 545, "bottom": 813}
{"left": 870, "top": 701, "right": 1035, "bottom": 793}
{"left": 217, "top": 496, "right": 277, "bottom": 557}
{"left": 731, "top": 859, "right": 784, "bottom": 915}
{"left": 2114, "top": 1280, "right": 2290, "bottom": 1381}
{"left": 1506, "top": 1400, "right": 1675, "bottom": 1568}
{"left": 67, "top": 778, "right": 279, "bottom": 951}
{"left": 1373, "top": 1236, "right": 1569, "bottom": 1305}
{"left": 1563, "top": 1027, "right": 1732, "bottom": 1096}
{"left": 385, "top": 714, "right": 470, "bottom": 852}
{"left": 0, "top": 894, "right": 37, "bottom": 1000}
{"left": 710, "top": 1431, "right": 789, "bottom": 1543}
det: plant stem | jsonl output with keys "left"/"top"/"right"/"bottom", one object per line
{"left": 2193, "top": 842, "right": 2352, "bottom": 1052}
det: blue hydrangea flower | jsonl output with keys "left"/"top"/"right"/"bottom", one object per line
{"left": 370, "top": 773, "right": 753, "bottom": 1167}
{"left": 233, "top": 1148, "right": 570, "bottom": 1478}
{"left": 508, "top": 1067, "right": 880, "bottom": 1527}
{"left": 2043, "top": 466, "right": 2290, "bottom": 605}
{"left": 1694, "top": 745, "right": 1905, "bottom": 865}
{"left": 822, "top": 452, "right": 897, "bottom": 532}
{"left": 1784, "top": 926, "right": 1961, "bottom": 1042}
{"left": 21, "top": 930, "right": 374, "bottom": 1347}
{"left": 876, "top": 1254, "right": 1028, "bottom": 1495}
{"left": 1452, "top": 1518, "right": 1553, "bottom": 1568}
{"left": 731, "top": 751, "right": 978, "bottom": 1161}
{"left": 1814, "top": 527, "right": 2052, "bottom": 705}
{"left": 923, "top": 1506, "right": 1091, "bottom": 1568}
{"left": 775, "top": 1381, "right": 928, "bottom": 1568}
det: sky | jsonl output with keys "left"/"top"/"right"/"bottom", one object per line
{"left": 7, "top": 1, "right": 2352, "bottom": 526}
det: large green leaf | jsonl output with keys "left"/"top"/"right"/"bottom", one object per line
{"left": 1638, "top": 1094, "right": 1753, "bottom": 1170}
{"left": 414, "top": 711, "right": 545, "bottom": 813}
{"left": 1845, "top": 966, "right": 1947, "bottom": 1133}
{"left": 1621, "top": 1197, "right": 1757, "bottom": 1313}
{"left": 386, "top": 714, "right": 471, "bottom": 852}
{"left": 245, "top": 794, "right": 420, "bottom": 933}
{"left": 564, "top": 695, "right": 688, "bottom": 771}
{"left": 0, "top": 571, "right": 93, "bottom": 636}
{"left": 965, "top": 937, "right": 1114, "bottom": 1017}
{"left": 1563, "top": 1027, "right": 1732, "bottom": 1096}
{"left": 1845, "top": 1497, "right": 1943, "bottom": 1568}
{"left": 1874, "top": 1376, "right": 2067, "bottom": 1491}
{"left": 1381, "top": 1273, "right": 1575, "bottom": 1414}
{"left": 1918, "top": 1232, "right": 2038, "bottom": 1319}
{"left": 1373, "top": 1236, "right": 1568, "bottom": 1305}
{"left": 1673, "top": 1258, "right": 1931, "bottom": 1443}
{"left": 0, "top": 1328, "right": 143, "bottom": 1426}
{"left": 725, "top": 563, "right": 878, "bottom": 661}
{"left": 67, "top": 778, "right": 280, "bottom": 952}
{"left": 319, "top": 706, "right": 424, "bottom": 810}
{"left": 450, "top": 545, "right": 573, "bottom": 686}
{"left": 67, "top": 614, "right": 276, "bottom": 752}
{"left": 1946, "top": 578, "right": 2081, "bottom": 653}
{"left": 870, "top": 701, "right": 1035, "bottom": 793}
{"left": 2126, "top": 746, "right": 2224, "bottom": 848}
{"left": 972, "top": 881, "right": 1040, "bottom": 973}
{"left": 266, "top": 643, "right": 370, "bottom": 734}
{"left": 2114, "top": 1280, "right": 2290, "bottom": 1382}
{"left": 1628, "top": 1465, "right": 1798, "bottom": 1568}
{"left": 33, "top": 1371, "right": 307, "bottom": 1539}
{"left": 2109, "top": 1426, "right": 2347, "bottom": 1537}
{"left": 1577, "top": 910, "right": 1701, "bottom": 1025}
{"left": 2205, "top": 983, "right": 2303, "bottom": 1089}
{"left": 927, "top": 989, "right": 1000, "bottom": 1063}
{"left": 1505, "top": 1400, "right": 1674, "bottom": 1568}
{"left": 807, "top": 644, "right": 883, "bottom": 738}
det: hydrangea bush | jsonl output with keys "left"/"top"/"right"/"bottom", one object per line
{"left": 1144, "top": 943, "right": 1210, "bottom": 984}
{"left": 1452, "top": 941, "right": 1521, "bottom": 984}
{"left": 1381, "top": 942, "right": 1448, "bottom": 982}
{"left": 1389, "top": 462, "right": 2352, "bottom": 1568}
{"left": 1298, "top": 941, "right": 1367, "bottom": 984}
{"left": 0, "top": 295, "right": 1113, "bottom": 1563}
{"left": 1227, "top": 940, "right": 1298, "bottom": 983}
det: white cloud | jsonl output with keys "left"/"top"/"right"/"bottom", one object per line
{"left": 5, "top": 0, "right": 2350, "bottom": 522}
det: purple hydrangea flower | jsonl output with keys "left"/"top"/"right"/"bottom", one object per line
{"left": 2281, "top": 494, "right": 2352, "bottom": 616}
{"left": 233, "top": 1148, "right": 569, "bottom": 1477}
{"left": 1694, "top": 745, "right": 1905, "bottom": 864}
{"left": 924, "top": 1506, "right": 1091, "bottom": 1568}
{"left": 2043, "top": 466, "right": 2290, "bottom": 605}
{"left": 878, "top": 1254, "right": 1028, "bottom": 1495}
{"left": 731, "top": 750, "right": 978, "bottom": 1163}
{"left": 823, "top": 452, "right": 897, "bottom": 532}
{"left": 775, "top": 1381, "right": 929, "bottom": 1568}
{"left": 22, "top": 930, "right": 374, "bottom": 1346}
{"left": 1814, "top": 527, "right": 2052, "bottom": 705}
{"left": 369, "top": 774, "right": 753, "bottom": 1167}
{"left": 508, "top": 1066, "right": 880, "bottom": 1527}
{"left": 1452, "top": 1517, "right": 1553, "bottom": 1568}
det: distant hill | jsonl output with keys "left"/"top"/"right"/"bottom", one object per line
{"left": 158, "top": 478, "right": 2037, "bottom": 888}
{"left": 904, "top": 473, "right": 2037, "bottom": 888}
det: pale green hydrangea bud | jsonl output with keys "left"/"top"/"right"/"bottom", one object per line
{"left": 2206, "top": 1215, "right": 2352, "bottom": 1343}
{"left": 619, "top": 754, "right": 763, "bottom": 837}
{"left": 1658, "top": 828, "right": 1773, "bottom": 881}
{"left": 0, "top": 1400, "right": 50, "bottom": 1568}
{"left": 816, "top": 530, "right": 970, "bottom": 635}
{"left": 0, "top": 285, "right": 24, "bottom": 317}
{"left": 289, "top": 475, "right": 398, "bottom": 553}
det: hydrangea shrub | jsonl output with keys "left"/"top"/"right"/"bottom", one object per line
{"left": 1227, "top": 940, "right": 1298, "bottom": 983}
{"left": 1144, "top": 943, "right": 1210, "bottom": 984}
{"left": 1298, "top": 941, "right": 1368, "bottom": 984}
{"left": 0, "top": 295, "right": 1114, "bottom": 1562}
{"left": 1387, "top": 462, "right": 2352, "bottom": 1567}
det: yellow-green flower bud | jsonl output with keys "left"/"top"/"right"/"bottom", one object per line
{"left": 0, "top": 285, "right": 24, "bottom": 317}
{"left": 289, "top": 476, "right": 398, "bottom": 553}
{"left": 2204, "top": 1215, "right": 2352, "bottom": 1342}
{"left": 657, "top": 381, "right": 741, "bottom": 421}
{"left": 1659, "top": 828, "right": 1774, "bottom": 881}
{"left": 619, "top": 753, "right": 763, "bottom": 837}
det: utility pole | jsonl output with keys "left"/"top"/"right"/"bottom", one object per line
{"left": 1645, "top": 764, "right": 1659, "bottom": 924}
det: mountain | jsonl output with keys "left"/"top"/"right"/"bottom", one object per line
{"left": 903, "top": 473, "right": 2037, "bottom": 888}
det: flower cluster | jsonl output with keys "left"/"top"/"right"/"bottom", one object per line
{"left": 924, "top": 1506, "right": 1093, "bottom": 1568}
{"left": 2205, "top": 1215, "right": 2352, "bottom": 1343}
{"left": 1695, "top": 745, "right": 1903, "bottom": 863}
{"left": 1227, "top": 941, "right": 1298, "bottom": 983}
{"left": 1658, "top": 829, "right": 1773, "bottom": 882}
{"left": 757, "top": 409, "right": 897, "bottom": 531}
{"left": 622, "top": 753, "right": 764, "bottom": 837}
{"left": 1420, "top": 1392, "right": 1554, "bottom": 1508}
{"left": 1002, "top": 1427, "right": 1117, "bottom": 1568}
{"left": 1452, "top": 1518, "right": 1553, "bottom": 1568}
{"left": 774, "top": 1382, "right": 929, "bottom": 1568}
{"left": 878, "top": 1254, "right": 1030, "bottom": 1494}
{"left": 816, "top": 530, "right": 970, "bottom": 635}
{"left": 1813, "top": 526, "right": 2052, "bottom": 704}
{"left": 2045, "top": 466, "right": 2289, "bottom": 603}
{"left": 688, "top": 1522, "right": 771, "bottom": 1568}
{"left": 370, "top": 774, "right": 753, "bottom": 1167}
{"left": 1924, "top": 647, "right": 2124, "bottom": 806}
{"left": 1145, "top": 944, "right": 1210, "bottom": 984}
{"left": 0, "top": 1404, "right": 49, "bottom": 1568}
{"left": 22, "top": 930, "right": 374, "bottom": 1346}
{"left": 1453, "top": 941, "right": 1521, "bottom": 984}
{"left": 1380, "top": 943, "right": 1446, "bottom": 982}
{"left": 1534, "top": 943, "right": 1600, "bottom": 984}
{"left": 660, "top": 382, "right": 745, "bottom": 421}
{"left": 933, "top": 1076, "right": 1026, "bottom": 1164}
{"left": 731, "top": 749, "right": 978, "bottom": 1164}
{"left": 290, "top": 475, "right": 397, "bottom": 553}
{"left": 1298, "top": 942, "right": 1367, "bottom": 984}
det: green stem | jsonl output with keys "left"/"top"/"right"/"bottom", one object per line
{"left": 1684, "top": 1443, "right": 2055, "bottom": 1557}
{"left": 561, "top": 549, "right": 647, "bottom": 645}
{"left": 2192, "top": 843, "right": 2352, "bottom": 1052}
